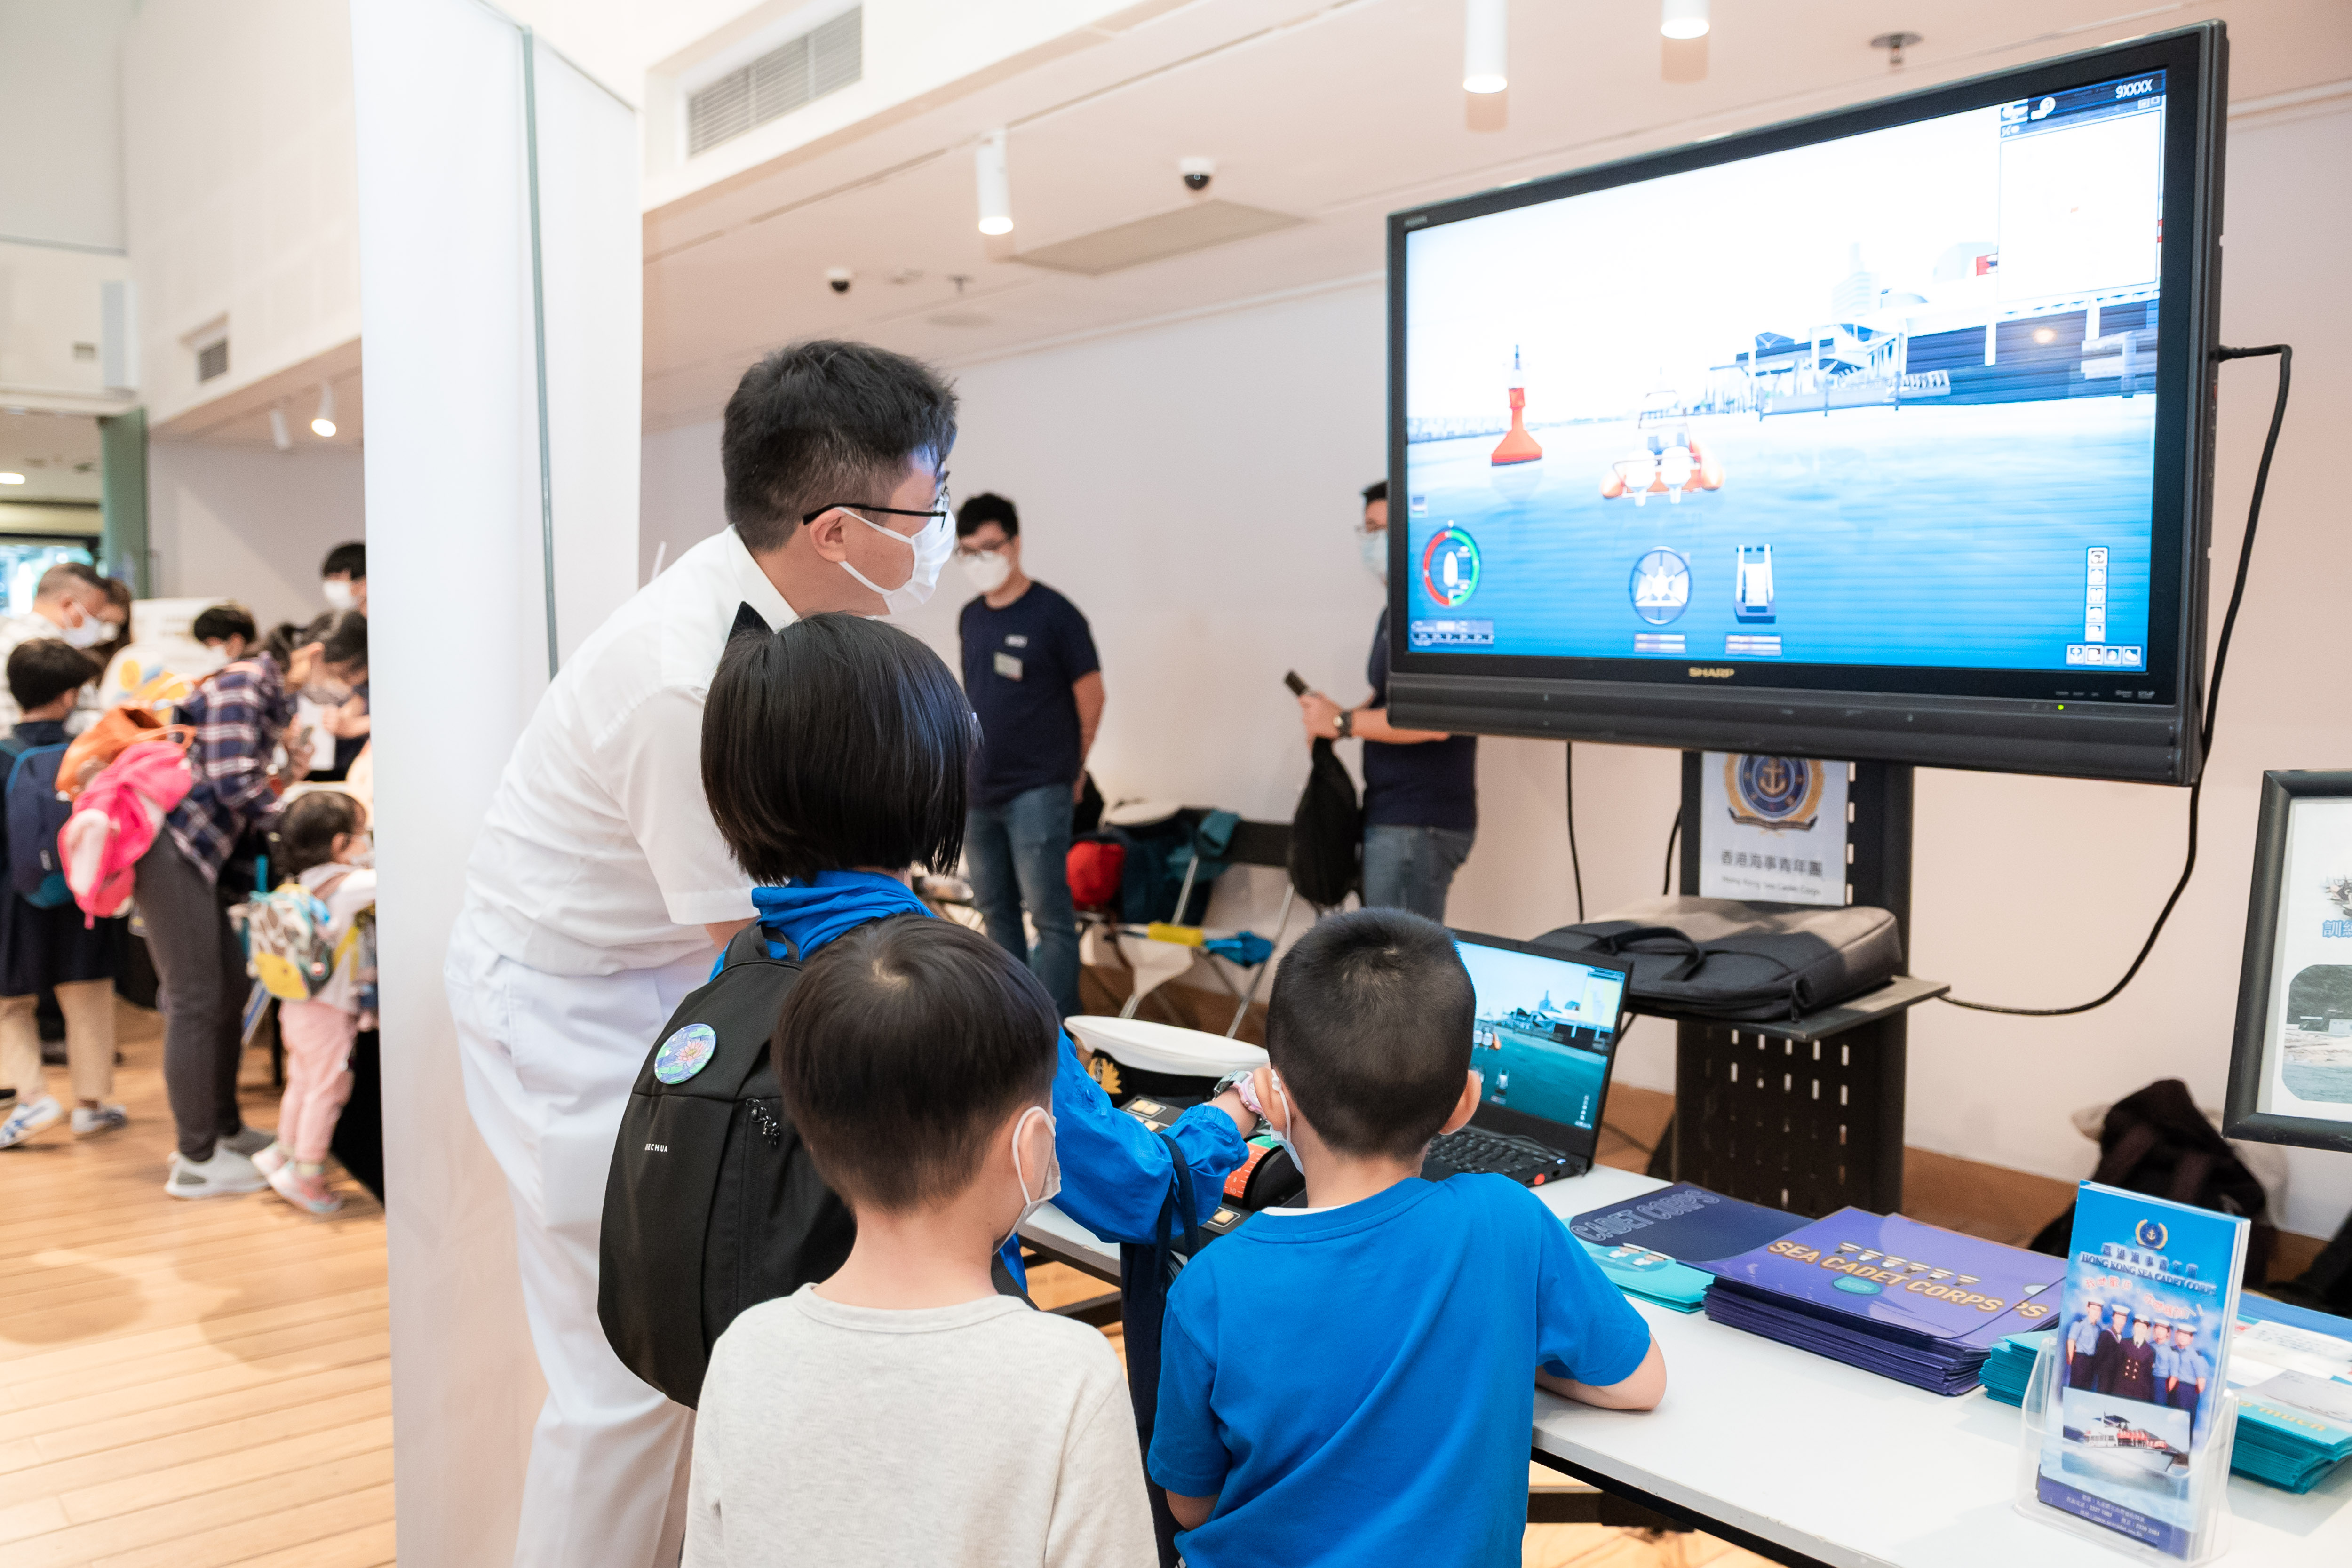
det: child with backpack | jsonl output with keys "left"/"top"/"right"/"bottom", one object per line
{"left": 247, "top": 790, "right": 374, "bottom": 1214}
{"left": 682, "top": 916, "right": 1155, "bottom": 1567}
{"left": 0, "top": 639, "right": 126, "bottom": 1148}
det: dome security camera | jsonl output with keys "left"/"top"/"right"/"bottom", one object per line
{"left": 1179, "top": 157, "right": 1214, "bottom": 193}
{"left": 826, "top": 267, "right": 853, "bottom": 294}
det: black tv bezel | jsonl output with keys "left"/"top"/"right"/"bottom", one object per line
{"left": 1384, "top": 24, "right": 2226, "bottom": 785}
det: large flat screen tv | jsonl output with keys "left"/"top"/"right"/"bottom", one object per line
{"left": 1384, "top": 24, "right": 2225, "bottom": 783}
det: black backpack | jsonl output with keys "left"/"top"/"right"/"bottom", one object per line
{"left": 2029, "top": 1078, "right": 2277, "bottom": 1289}
{"left": 1288, "top": 737, "right": 1361, "bottom": 910}
{"left": 598, "top": 920, "right": 855, "bottom": 1408}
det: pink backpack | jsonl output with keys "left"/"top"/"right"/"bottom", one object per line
{"left": 61, "top": 740, "right": 193, "bottom": 922}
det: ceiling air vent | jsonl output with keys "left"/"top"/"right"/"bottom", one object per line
{"left": 687, "top": 8, "right": 862, "bottom": 157}
{"left": 196, "top": 339, "right": 229, "bottom": 382}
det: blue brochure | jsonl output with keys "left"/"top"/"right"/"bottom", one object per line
{"left": 1700, "top": 1208, "right": 2064, "bottom": 1351}
{"left": 1577, "top": 1237, "right": 1710, "bottom": 1312}
{"left": 1566, "top": 1183, "right": 1805, "bottom": 1270}
{"left": 2034, "top": 1182, "right": 2249, "bottom": 1559}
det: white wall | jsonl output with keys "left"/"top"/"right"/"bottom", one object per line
{"left": 0, "top": 0, "right": 134, "bottom": 250}
{"left": 123, "top": 0, "right": 359, "bottom": 427}
{"left": 145, "top": 441, "right": 362, "bottom": 629}
{"left": 639, "top": 100, "right": 2352, "bottom": 1240}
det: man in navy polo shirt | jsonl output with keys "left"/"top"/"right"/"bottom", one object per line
{"left": 1297, "top": 480, "right": 1478, "bottom": 919}
{"left": 955, "top": 493, "right": 1103, "bottom": 1016}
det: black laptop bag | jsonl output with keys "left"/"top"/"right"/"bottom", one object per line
{"left": 598, "top": 921, "right": 855, "bottom": 1409}
{"left": 1533, "top": 896, "right": 1902, "bottom": 1023}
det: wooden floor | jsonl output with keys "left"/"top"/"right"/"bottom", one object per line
{"left": 0, "top": 1002, "right": 392, "bottom": 1568}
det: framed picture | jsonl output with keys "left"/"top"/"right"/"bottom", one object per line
{"left": 2224, "top": 771, "right": 2352, "bottom": 1152}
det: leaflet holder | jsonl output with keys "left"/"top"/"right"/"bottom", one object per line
{"left": 2013, "top": 1334, "right": 2237, "bottom": 1566}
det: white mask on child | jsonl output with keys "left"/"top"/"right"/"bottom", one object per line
{"left": 1265, "top": 1072, "right": 1300, "bottom": 1169}
{"left": 1006, "top": 1105, "right": 1061, "bottom": 1247}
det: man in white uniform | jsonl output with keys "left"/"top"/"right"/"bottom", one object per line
{"left": 0, "top": 562, "right": 122, "bottom": 729}
{"left": 447, "top": 342, "right": 960, "bottom": 1568}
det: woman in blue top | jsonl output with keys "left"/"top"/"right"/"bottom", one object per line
{"left": 700, "top": 610, "right": 1250, "bottom": 1282}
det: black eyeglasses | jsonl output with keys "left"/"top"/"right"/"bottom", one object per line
{"left": 802, "top": 475, "right": 952, "bottom": 526}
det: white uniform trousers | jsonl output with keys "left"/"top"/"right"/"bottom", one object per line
{"left": 448, "top": 915, "right": 713, "bottom": 1568}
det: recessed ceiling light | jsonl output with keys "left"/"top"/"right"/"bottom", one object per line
{"left": 0, "top": 473, "right": 24, "bottom": 485}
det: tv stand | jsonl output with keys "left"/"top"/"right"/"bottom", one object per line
{"left": 1633, "top": 753, "right": 1945, "bottom": 1218}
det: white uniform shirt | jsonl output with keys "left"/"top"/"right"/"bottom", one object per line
{"left": 463, "top": 528, "right": 793, "bottom": 976}
{"left": 0, "top": 609, "right": 92, "bottom": 732}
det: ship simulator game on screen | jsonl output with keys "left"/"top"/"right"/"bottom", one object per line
{"left": 1455, "top": 939, "right": 1625, "bottom": 1133}
{"left": 1400, "top": 67, "right": 2179, "bottom": 686}
{"left": 1387, "top": 26, "right": 2225, "bottom": 782}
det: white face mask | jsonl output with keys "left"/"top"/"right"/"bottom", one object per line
{"left": 1005, "top": 1105, "right": 1061, "bottom": 1247}
{"left": 191, "top": 641, "right": 231, "bottom": 675}
{"left": 838, "top": 508, "right": 953, "bottom": 616}
{"left": 60, "top": 611, "right": 113, "bottom": 650}
{"left": 960, "top": 549, "right": 1013, "bottom": 594}
{"left": 1265, "top": 1071, "right": 1301, "bottom": 1169}
{"left": 1359, "top": 528, "right": 1389, "bottom": 584}
{"left": 323, "top": 579, "right": 357, "bottom": 612}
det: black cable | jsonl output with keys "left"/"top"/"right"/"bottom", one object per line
{"left": 1661, "top": 805, "right": 1683, "bottom": 896}
{"left": 1943, "top": 345, "right": 2291, "bottom": 1017}
{"left": 1565, "top": 741, "right": 1585, "bottom": 921}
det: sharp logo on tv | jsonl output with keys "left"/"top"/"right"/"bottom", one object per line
{"left": 1687, "top": 666, "right": 1734, "bottom": 679}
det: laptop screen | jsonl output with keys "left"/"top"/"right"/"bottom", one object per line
{"left": 1452, "top": 932, "right": 1628, "bottom": 1139}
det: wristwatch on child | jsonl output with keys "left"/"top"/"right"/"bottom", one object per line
{"left": 1211, "top": 1067, "right": 1265, "bottom": 1122}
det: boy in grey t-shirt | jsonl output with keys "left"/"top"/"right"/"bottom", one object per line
{"left": 682, "top": 917, "right": 1153, "bottom": 1568}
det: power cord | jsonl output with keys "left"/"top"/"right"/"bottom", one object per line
{"left": 1943, "top": 343, "right": 2293, "bottom": 1016}
{"left": 1661, "top": 805, "right": 1683, "bottom": 896}
{"left": 1565, "top": 742, "right": 1586, "bottom": 921}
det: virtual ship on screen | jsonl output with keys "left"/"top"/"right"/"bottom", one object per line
{"left": 1402, "top": 70, "right": 2169, "bottom": 677}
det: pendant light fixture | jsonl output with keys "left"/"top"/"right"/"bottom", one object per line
{"left": 1463, "top": 0, "right": 1508, "bottom": 94}
{"left": 1661, "top": 0, "right": 1710, "bottom": 40}
{"left": 310, "top": 382, "right": 337, "bottom": 439}
{"left": 975, "top": 130, "right": 1013, "bottom": 237}
{"left": 270, "top": 406, "right": 292, "bottom": 451}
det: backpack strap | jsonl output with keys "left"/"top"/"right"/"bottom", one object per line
{"left": 721, "top": 918, "right": 791, "bottom": 970}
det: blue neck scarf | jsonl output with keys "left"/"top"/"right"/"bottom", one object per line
{"left": 744, "top": 871, "right": 930, "bottom": 963}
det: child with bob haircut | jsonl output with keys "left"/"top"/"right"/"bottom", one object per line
{"left": 1148, "top": 907, "right": 1668, "bottom": 1568}
{"left": 681, "top": 916, "right": 1153, "bottom": 1567}
{"left": 696, "top": 612, "right": 1252, "bottom": 1282}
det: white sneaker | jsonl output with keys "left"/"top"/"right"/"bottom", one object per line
{"left": 165, "top": 1146, "right": 269, "bottom": 1199}
{"left": 221, "top": 1126, "right": 276, "bottom": 1158}
{"left": 72, "top": 1104, "right": 128, "bottom": 1137}
{"left": 0, "top": 1095, "right": 62, "bottom": 1149}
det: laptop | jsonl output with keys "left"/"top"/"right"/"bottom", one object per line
{"left": 1422, "top": 931, "right": 1632, "bottom": 1188}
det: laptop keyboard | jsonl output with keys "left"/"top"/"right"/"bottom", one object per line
{"left": 1423, "top": 1127, "right": 1584, "bottom": 1187}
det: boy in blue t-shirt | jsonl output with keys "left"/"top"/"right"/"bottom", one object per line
{"left": 1148, "top": 908, "right": 1665, "bottom": 1568}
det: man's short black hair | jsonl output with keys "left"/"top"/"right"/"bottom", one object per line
{"left": 311, "top": 608, "right": 367, "bottom": 672}
{"left": 703, "top": 612, "right": 971, "bottom": 884}
{"left": 6, "top": 638, "right": 98, "bottom": 714}
{"left": 778, "top": 916, "right": 1060, "bottom": 1212}
{"left": 1361, "top": 479, "right": 1388, "bottom": 505}
{"left": 321, "top": 542, "right": 366, "bottom": 579}
{"left": 955, "top": 492, "right": 1019, "bottom": 540}
{"left": 721, "top": 340, "right": 959, "bottom": 555}
{"left": 193, "top": 602, "right": 259, "bottom": 647}
{"left": 1264, "top": 907, "right": 1473, "bottom": 1160}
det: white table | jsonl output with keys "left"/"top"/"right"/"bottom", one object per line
{"left": 1019, "top": 1165, "right": 2352, "bottom": 1568}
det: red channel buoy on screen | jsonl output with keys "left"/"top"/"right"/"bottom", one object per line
{"left": 1490, "top": 343, "right": 1543, "bottom": 466}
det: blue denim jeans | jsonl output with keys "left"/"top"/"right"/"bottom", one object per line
{"left": 966, "top": 783, "right": 1082, "bottom": 1016}
{"left": 1361, "top": 825, "right": 1475, "bottom": 922}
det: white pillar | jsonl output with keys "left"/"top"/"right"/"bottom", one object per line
{"left": 350, "top": 1, "right": 639, "bottom": 1560}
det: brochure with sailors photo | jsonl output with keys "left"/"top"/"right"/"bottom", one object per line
{"left": 2036, "top": 1182, "right": 2250, "bottom": 1559}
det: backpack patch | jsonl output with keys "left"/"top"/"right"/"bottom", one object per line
{"left": 653, "top": 1023, "right": 717, "bottom": 1084}
{"left": 235, "top": 884, "right": 337, "bottom": 1001}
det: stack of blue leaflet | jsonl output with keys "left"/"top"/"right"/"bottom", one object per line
{"left": 1575, "top": 1237, "right": 1713, "bottom": 1312}
{"left": 1566, "top": 1183, "right": 1807, "bottom": 1269}
{"left": 1700, "top": 1209, "right": 2064, "bottom": 1395}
